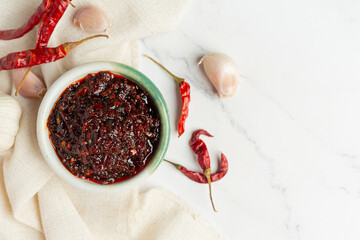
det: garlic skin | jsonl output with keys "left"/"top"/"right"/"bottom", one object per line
{"left": 74, "top": 6, "right": 110, "bottom": 34}
{"left": 0, "top": 92, "right": 22, "bottom": 152}
{"left": 199, "top": 52, "right": 239, "bottom": 98}
{"left": 12, "top": 68, "right": 46, "bottom": 98}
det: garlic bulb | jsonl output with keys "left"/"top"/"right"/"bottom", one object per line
{"left": 199, "top": 52, "right": 239, "bottom": 98}
{"left": 0, "top": 92, "right": 22, "bottom": 152}
{"left": 12, "top": 68, "right": 46, "bottom": 98}
{"left": 74, "top": 6, "right": 110, "bottom": 34}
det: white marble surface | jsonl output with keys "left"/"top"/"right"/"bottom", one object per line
{"left": 138, "top": 0, "right": 360, "bottom": 239}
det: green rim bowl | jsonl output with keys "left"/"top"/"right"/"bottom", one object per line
{"left": 37, "top": 61, "right": 170, "bottom": 193}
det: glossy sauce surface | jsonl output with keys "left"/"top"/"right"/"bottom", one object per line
{"left": 47, "top": 71, "right": 160, "bottom": 184}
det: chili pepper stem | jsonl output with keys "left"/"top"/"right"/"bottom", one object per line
{"left": 163, "top": 159, "right": 182, "bottom": 170}
{"left": 144, "top": 55, "right": 184, "bottom": 85}
{"left": 15, "top": 67, "right": 32, "bottom": 96}
{"left": 63, "top": 34, "right": 109, "bottom": 52}
{"left": 204, "top": 168, "right": 217, "bottom": 212}
{"left": 66, "top": 0, "right": 76, "bottom": 8}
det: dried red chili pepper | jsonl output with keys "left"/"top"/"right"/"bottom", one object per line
{"left": 164, "top": 159, "right": 208, "bottom": 183}
{"left": 190, "top": 129, "right": 213, "bottom": 170}
{"left": 36, "top": 0, "right": 71, "bottom": 48}
{"left": 0, "top": 0, "right": 52, "bottom": 40}
{"left": 144, "top": 55, "right": 190, "bottom": 137}
{"left": 0, "top": 34, "right": 108, "bottom": 71}
{"left": 178, "top": 81, "right": 190, "bottom": 136}
{"left": 210, "top": 153, "right": 228, "bottom": 182}
{"left": 164, "top": 153, "right": 228, "bottom": 183}
{"left": 16, "top": 0, "right": 73, "bottom": 95}
{"left": 164, "top": 129, "right": 229, "bottom": 212}
{"left": 190, "top": 129, "right": 216, "bottom": 211}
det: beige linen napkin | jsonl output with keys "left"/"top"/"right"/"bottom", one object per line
{"left": 0, "top": 0, "right": 224, "bottom": 239}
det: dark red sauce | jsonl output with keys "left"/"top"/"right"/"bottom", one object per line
{"left": 47, "top": 71, "right": 160, "bottom": 184}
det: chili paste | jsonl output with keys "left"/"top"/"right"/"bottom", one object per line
{"left": 47, "top": 71, "right": 160, "bottom": 184}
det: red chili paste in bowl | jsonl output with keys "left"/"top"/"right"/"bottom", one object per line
{"left": 47, "top": 71, "right": 160, "bottom": 184}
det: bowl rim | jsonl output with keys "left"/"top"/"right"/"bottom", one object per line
{"left": 37, "top": 61, "right": 170, "bottom": 193}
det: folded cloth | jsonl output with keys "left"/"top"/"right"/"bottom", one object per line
{"left": 0, "top": 0, "right": 224, "bottom": 239}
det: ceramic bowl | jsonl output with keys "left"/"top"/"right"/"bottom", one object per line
{"left": 37, "top": 62, "right": 170, "bottom": 193}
